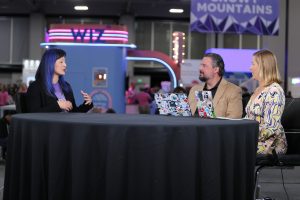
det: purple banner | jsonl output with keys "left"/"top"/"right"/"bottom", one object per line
{"left": 190, "top": 0, "right": 279, "bottom": 35}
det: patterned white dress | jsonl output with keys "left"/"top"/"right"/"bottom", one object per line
{"left": 245, "top": 83, "right": 287, "bottom": 154}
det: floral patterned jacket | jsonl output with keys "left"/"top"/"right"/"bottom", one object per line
{"left": 245, "top": 83, "right": 287, "bottom": 155}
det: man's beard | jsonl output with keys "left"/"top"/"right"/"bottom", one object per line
{"left": 199, "top": 74, "right": 207, "bottom": 82}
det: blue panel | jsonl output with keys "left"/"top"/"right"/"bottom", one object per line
{"left": 56, "top": 45, "right": 126, "bottom": 113}
{"left": 205, "top": 48, "right": 257, "bottom": 73}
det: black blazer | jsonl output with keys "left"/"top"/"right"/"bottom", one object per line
{"left": 26, "top": 80, "right": 93, "bottom": 113}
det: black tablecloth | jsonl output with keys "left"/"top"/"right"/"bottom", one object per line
{"left": 4, "top": 113, "right": 258, "bottom": 200}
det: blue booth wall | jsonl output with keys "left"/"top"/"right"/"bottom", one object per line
{"left": 55, "top": 45, "right": 127, "bottom": 113}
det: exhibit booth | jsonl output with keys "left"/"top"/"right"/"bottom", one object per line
{"left": 41, "top": 24, "right": 135, "bottom": 113}
{"left": 41, "top": 24, "right": 179, "bottom": 113}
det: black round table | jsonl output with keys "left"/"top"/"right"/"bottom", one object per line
{"left": 4, "top": 113, "right": 258, "bottom": 200}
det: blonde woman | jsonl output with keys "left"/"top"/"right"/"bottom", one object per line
{"left": 245, "top": 50, "right": 287, "bottom": 154}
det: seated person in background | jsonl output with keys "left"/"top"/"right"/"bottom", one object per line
{"left": 89, "top": 107, "right": 103, "bottom": 113}
{"left": 150, "top": 86, "right": 161, "bottom": 115}
{"left": 173, "top": 86, "right": 187, "bottom": 94}
{"left": 17, "top": 83, "right": 28, "bottom": 94}
{"left": 125, "top": 82, "right": 136, "bottom": 104}
{"left": 245, "top": 50, "right": 287, "bottom": 155}
{"left": 0, "top": 84, "right": 9, "bottom": 106}
{"left": 106, "top": 108, "right": 116, "bottom": 113}
{"left": 135, "top": 87, "right": 152, "bottom": 114}
{"left": 26, "top": 48, "right": 93, "bottom": 113}
{"left": 188, "top": 53, "right": 243, "bottom": 118}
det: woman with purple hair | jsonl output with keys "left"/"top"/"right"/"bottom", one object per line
{"left": 26, "top": 48, "right": 93, "bottom": 113}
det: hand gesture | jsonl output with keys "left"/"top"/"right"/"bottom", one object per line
{"left": 81, "top": 90, "right": 92, "bottom": 105}
{"left": 57, "top": 100, "right": 73, "bottom": 111}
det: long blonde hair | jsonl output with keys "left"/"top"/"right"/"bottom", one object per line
{"left": 253, "top": 49, "right": 281, "bottom": 86}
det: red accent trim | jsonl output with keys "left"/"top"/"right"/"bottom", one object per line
{"left": 48, "top": 24, "right": 128, "bottom": 44}
{"left": 127, "top": 50, "right": 180, "bottom": 80}
{"left": 50, "top": 24, "right": 127, "bottom": 31}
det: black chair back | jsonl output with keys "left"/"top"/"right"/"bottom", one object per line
{"left": 15, "top": 93, "right": 27, "bottom": 113}
{"left": 281, "top": 98, "right": 300, "bottom": 154}
{"left": 285, "top": 132, "right": 300, "bottom": 154}
{"left": 242, "top": 94, "right": 251, "bottom": 117}
{"left": 282, "top": 98, "right": 300, "bottom": 130}
{"left": 255, "top": 97, "right": 300, "bottom": 199}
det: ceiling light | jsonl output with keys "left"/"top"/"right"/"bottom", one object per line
{"left": 74, "top": 5, "right": 89, "bottom": 11}
{"left": 169, "top": 9, "right": 184, "bottom": 14}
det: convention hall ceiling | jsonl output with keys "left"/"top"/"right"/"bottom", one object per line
{"left": 0, "top": 0, "right": 191, "bottom": 19}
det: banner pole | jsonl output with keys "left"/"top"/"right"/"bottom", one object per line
{"left": 284, "top": 0, "right": 289, "bottom": 93}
